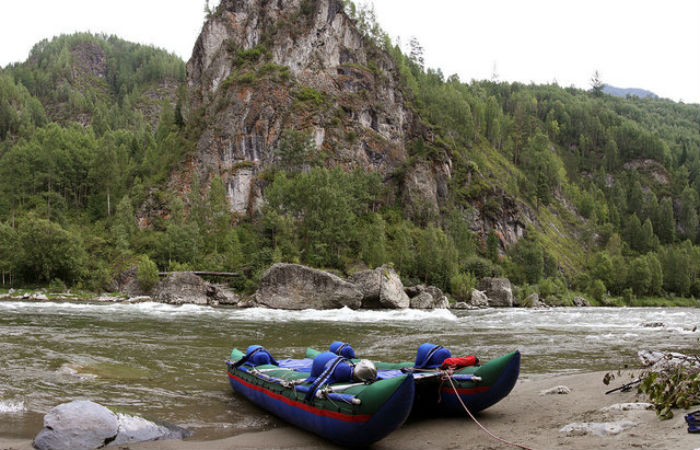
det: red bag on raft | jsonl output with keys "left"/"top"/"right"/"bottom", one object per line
{"left": 440, "top": 356, "right": 479, "bottom": 369}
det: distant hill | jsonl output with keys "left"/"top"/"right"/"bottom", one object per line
{"left": 603, "top": 85, "right": 657, "bottom": 99}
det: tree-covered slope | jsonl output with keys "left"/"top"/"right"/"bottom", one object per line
{"left": 0, "top": 3, "right": 698, "bottom": 305}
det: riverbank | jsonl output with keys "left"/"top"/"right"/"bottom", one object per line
{"left": 1, "top": 288, "right": 698, "bottom": 308}
{"left": 2, "top": 370, "right": 697, "bottom": 450}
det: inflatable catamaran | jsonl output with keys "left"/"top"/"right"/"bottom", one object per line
{"left": 226, "top": 342, "right": 520, "bottom": 446}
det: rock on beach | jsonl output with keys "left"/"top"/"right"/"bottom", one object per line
{"left": 33, "top": 400, "right": 190, "bottom": 450}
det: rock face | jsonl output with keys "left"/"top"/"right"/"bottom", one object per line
{"left": 478, "top": 277, "right": 514, "bottom": 307}
{"left": 182, "top": 0, "right": 438, "bottom": 216}
{"left": 152, "top": 272, "right": 227, "bottom": 305}
{"left": 255, "top": 263, "right": 363, "bottom": 309}
{"left": 33, "top": 400, "right": 190, "bottom": 450}
{"left": 350, "top": 266, "right": 409, "bottom": 309}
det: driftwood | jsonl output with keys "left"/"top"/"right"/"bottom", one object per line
{"left": 158, "top": 271, "right": 240, "bottom": 278}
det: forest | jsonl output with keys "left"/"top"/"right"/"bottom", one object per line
{"left": 0, "top": 7, "right": 698, "bottom": 306}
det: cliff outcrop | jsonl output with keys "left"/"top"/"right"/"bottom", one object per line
{"left": 184, "top": 0, "right": 440, "bottom": 215}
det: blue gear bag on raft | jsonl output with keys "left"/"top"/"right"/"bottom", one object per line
{"left": 329, "top": 341, "right": 356, "bottom": 359}
{"left": 414, "top": 344, "right": 451, "bottom": 369}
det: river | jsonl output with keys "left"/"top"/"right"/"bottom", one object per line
{"left": 0, "top": 301, "right": 698, "bottom": 440}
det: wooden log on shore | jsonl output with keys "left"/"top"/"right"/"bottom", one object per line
{"left": 158, "top": 271, "right": 240, "bottom": 278}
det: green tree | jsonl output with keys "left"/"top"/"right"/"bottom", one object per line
{"left": 590, "top": 70, "right": 604, "bottom": 97}
{"left": 657, "top": 197, "right": 675, "bottom": 244}
{"left": 112, "top": 195, "right": 136, "bottom": 251}
{"left": 508, "top": 232, "right": 544, "bottom": 284}
{"left": 137, "top": 254, "right": 159, "bottom": 291}
{"left": 0, "top": 223, "right": 17, "bottom": 285}
{"left": 15, "top": 215, "right": 86, "bottom": 284}
{"left": 628, "top": 256, "right": 651, "bottom": 296}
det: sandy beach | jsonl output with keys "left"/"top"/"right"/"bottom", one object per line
{"left": 2, "top": 370, "right": 697, "bottom": 450}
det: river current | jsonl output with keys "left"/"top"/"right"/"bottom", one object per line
{"left": 0, "top": 301, "right": 698, "bottom": 439}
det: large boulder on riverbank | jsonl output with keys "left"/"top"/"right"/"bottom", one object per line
{"left": 470, "top": 289, "right": 489, "bottom": 308}
{"left": 152, "top": 272, "right": 227, "bottom": 305}
{"left": 255, "top": 264, "right": 363, "bottom": 310}
{"left": 478, "top": 277, "right": 514, "bottom": 307}
{"left": 111, "top": 266, "right": 148, "bottom": 297}
{"left": 33, "top": 400, "right": 190, "bottom": 450}
{"left": 350, "top": 266, "right": 409, "bottom": 309}
{"left": 405, "top": 285, "right": 449, "bottom": 309}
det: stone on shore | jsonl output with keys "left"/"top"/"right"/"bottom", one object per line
{"left": 521, "top": 292, "right": 543, "bottom": 308}
{"left": 34, "top": 401, "right": 118, "bottom": 450}
{"left": 111, "top": 266, "right": 148, "bottom": 298}
{"left": 470, "top": 289, "right": 489, "bottom": 308}
{"left": 478, "top": 277, "right": 513, "bottom": 307}
{"left": 349, "top": 265, "right": 409, "bottom": 309}
{"left": 559, "top": 420, "right": 638, "bottom": 437}
{"left": 539, "top": 385, "right": 571, "bottom": 395}
{"left": 572, "top": 296, "right": 591, "bottom": 307}
{"left": 33, "top": 400, "right": 190, "bottom": 450}
{"left": 255, "top": 263, "right": 363, "bottom": 310}
{"left": 403, "top": 284, "right": 449, "bottom": 309}
{"left": 409, "top": 291, "right": 434, "bottom": 309}
{"left": 152, "top": 272, "right": 227, "bottom": 305}
{"left": 600, "top": 403, "right": 654, "bottom": 412}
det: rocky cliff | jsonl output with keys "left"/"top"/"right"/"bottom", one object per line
{"left": 184, "top": 0, "right": 445, "bottom": 215}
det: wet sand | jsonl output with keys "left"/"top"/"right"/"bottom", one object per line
{"left": 2, "top": 371, "right": 697, "bottom": 450}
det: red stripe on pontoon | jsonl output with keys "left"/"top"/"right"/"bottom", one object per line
{"left": 228, "top": 372, "right": 372, "bottom": 423}
{"left": 441, "top": 386, "right": 491, "bottom": 395}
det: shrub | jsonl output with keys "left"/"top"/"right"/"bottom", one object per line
{"left": 589, "top": 279, "right": 607, "bottom": 303}
{"left": 48, "top": 278, "right": 67, "bottom": 293}
{"left": 463, "top": 256, "right": 499, "bottom": 279}
{"left": 295, "top": 87, "right": 325, "bottom": 105}
{"left": 137, "top": 255, "right": 159, "bottom": 292}
{"left": 450, "top": 272, "right": 476, "bottom": 302}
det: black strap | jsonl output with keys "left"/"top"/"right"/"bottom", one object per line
{"left": 335, "top": 343, "right": 348, "bottom": 355}
{"left": 305, "top": 356, "right": 346, "bottom": 402}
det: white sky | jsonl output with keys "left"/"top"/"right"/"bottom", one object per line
{"left": 1, "top": 0, "right": 699, "bottom": 103}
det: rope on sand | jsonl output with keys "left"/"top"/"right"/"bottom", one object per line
{"left": 446, "top": 375, "right": 535, "bottom": 450}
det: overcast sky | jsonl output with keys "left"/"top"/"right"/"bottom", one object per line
{"left": 1, "top": 0, "right": 699, "bottom": 103}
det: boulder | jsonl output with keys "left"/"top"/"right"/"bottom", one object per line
{"left": 470, "top": 289, "right": 489, "bottom": 308}
{"left": 152, "top": 272, "right": 212, "bottom": 305}
{"left": 521, "top": 292, "right": 543, "bottom": 308}
{"left": 255, "top": 264, "right": 363, "bottom": 310}
{"left": 33, "top": 400, "right": 189, "bottom": 450}
{"left": 111, "top": 266, "right": 148, "bottom": 297}
{"left": 572, "top": 296, "right": 591, "bottom": 307}
{"left": 349, "top": 266, "right": 409, "bottom": 309}
{"left": 112, "top": 413, "right": 191, "bottom": 445}
{"left": 214, "top": 286, "right": 240, "bottom": 306}
{"left": 478, "top": 277, "right": 513, "bottom": 307}
{"left": 404, "top": 284, "right": 425, "bottom": 298}
{"left": 34, "top": 400, "right": 119, "bottom": 450}
{"left": 424, "top": 286, "right": 449, "bottom": 309}
{"left": 452, "top": 302, "right": 470, "bottom": 310}
{"left": 409, "top": 292, "right": 434, "bottom": 309}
